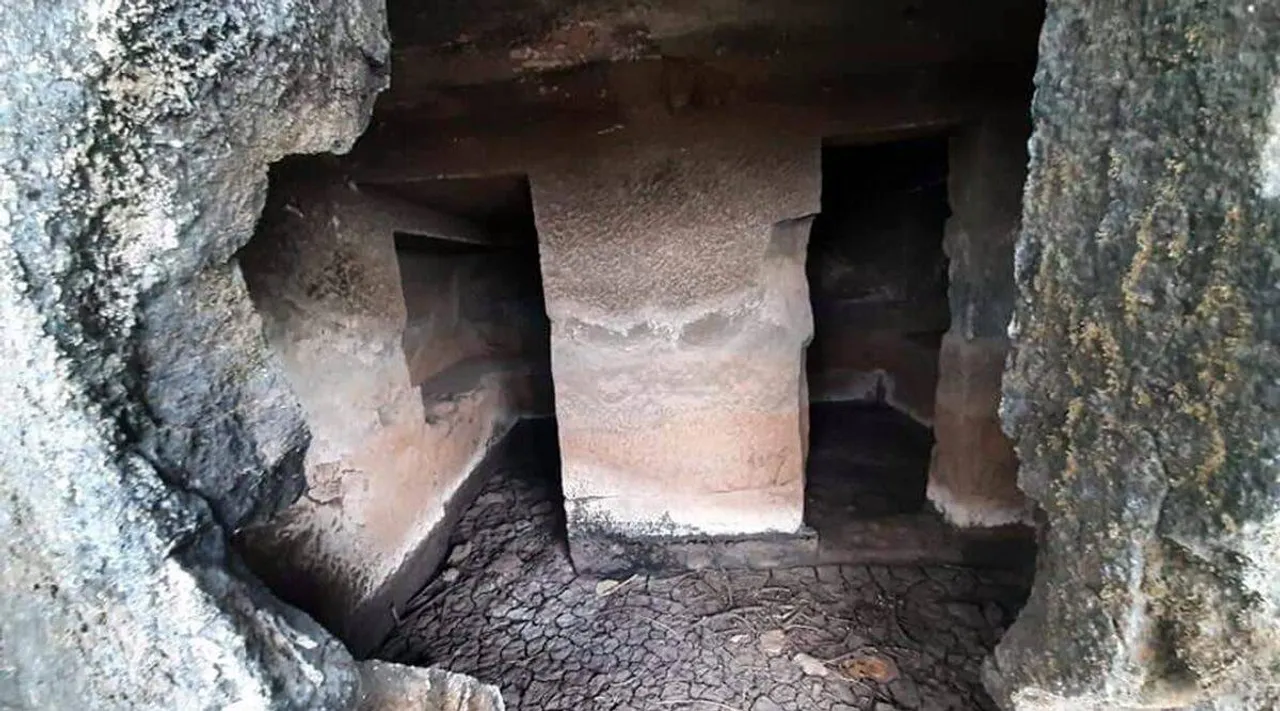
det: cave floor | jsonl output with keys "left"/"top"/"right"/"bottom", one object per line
{"left": 378, "top": 423, "right": 1031, "bottom": 711}
{"left": 805, "top": 401, "right": 934, "bottom": 522}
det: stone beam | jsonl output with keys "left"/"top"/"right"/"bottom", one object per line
{"left": 359, "top": 184, "right": 495, "bottom": 246}
{"left": 345, "top": 59, "right": 1034, "bottom": 188}
{"left": 383, "top": 0, "right": 1042, "bottom": 94}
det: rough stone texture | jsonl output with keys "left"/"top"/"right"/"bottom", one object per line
{"left": 530, "top": 124, "right": 818, "bottom": 551}
{"left": 0, "top": 0, "right": 387, "bottom": 708}
{"left": 381, "top": 0, "right": 1042, "bottom": 109}
{"left": 988, "top": 2, "right": 1280, "bottom": 709}
{"left": 359, "top": 661, "right": 505, "bottom": 711}
{"left": 237, "top": 164, "right": 526, "bottom": 655}
{"left": 927, "top": 115, "right": 1033, "bottom": 529}
{"left": 379, "top": 423, "right": 1033, "bottom": 710}
{"left": 927, "top": 334, "right": 1027, "bottom": 528}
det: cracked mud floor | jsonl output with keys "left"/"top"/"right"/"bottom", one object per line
{"left": 378, "top": 425, "right": 1032, "bottom": 710}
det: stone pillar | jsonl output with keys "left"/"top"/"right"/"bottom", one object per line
{"left": 987, "top": 1, "right": 1280, "bottom": 708}
{"left": 926, "top": 113, "right": 1033, "bottom": 527}
{"left": 530, "top": 126, "right": 819, "bottom": 573}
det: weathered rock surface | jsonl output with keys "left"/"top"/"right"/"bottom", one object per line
{"left": 359, "top": 661, "right": 505, "bottom": 711}
{"left": 928, "top": 333, "right": 1026, "bottom": 528}
{"left": 989, "top": 1, "right": 1280, "bottom": 708}
{"left": 0, "top": 0, "right": 386, "bottom": 708}
{"left": 381, "top": 0, "right": 1042, "bottom": 115}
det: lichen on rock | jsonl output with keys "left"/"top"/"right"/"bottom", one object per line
{"left": 988, "top": 1, "right": 1280, "bottom": 708}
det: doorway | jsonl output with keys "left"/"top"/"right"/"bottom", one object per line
{"left": 804, "top": 136, "right": 951, "bottom": 528}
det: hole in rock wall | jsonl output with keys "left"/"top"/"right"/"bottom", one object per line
{"left": 380, "top": 175, "right": 555, "bottom": 430}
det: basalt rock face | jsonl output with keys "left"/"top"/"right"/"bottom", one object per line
{"left": 0, "top": 0, "right": 386, "bottom": 709}
{"left": 989, "top": 1, "right": 1280, "bottom": 709}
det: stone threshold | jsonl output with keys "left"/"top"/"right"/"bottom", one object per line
{"left": 816, "top": 513, "right": 1035, "bottom": 569}
{"left": 569, "top": 528, "right": 822, "bottom": 577}
{"left": 569, "top": 514, "right": 1034, "bottom": 577}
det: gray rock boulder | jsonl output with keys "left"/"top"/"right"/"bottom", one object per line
{"left": 988, "top": 0, "right": 1280, "bottom": 708}
{"left": 0, "top": 0, "right": 387, "bottom": 708}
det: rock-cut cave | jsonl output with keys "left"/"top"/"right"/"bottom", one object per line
{"left": 4, "top": 0, "right": 1279, "bottom": 710}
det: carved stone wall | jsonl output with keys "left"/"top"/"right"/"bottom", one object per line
{"left": 237, "top": 164, "right": 542, "bottom": 654}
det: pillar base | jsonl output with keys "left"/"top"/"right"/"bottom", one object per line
{"left": 568, "top": 528, "right": 820, "bottom": 577}
{"left": 927, "top": 333, "right": 1029, "bottom": 527}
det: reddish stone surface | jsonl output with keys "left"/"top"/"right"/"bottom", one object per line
{"left": 533, "top": 132, "right": 818, "bottom": 542}
{"left": 927, "top": 334, "right": 1026, "bottom": 527}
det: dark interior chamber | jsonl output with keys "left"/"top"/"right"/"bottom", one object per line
{"left": 805, "top": 136, "right": 952, "bottom": 526}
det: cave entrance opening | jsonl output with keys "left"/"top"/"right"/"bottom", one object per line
{"left": 233, "top": 0, "right": 1045, "bottom": 704}
{"left": 804, "top": 135, "right": 951, "bottom": 539}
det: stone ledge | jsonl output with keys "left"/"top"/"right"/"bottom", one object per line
{"left": 340, "top": 420, "right": 528, "bottom": 657}
{"left": 568, "top": 512, "right": 1035, "bottom": 577}
{"left": 568, "top": 528, "right": 820, "bottom": 577}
